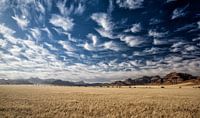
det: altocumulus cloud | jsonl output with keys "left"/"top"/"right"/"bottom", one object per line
{"left": 0, "top": 0, "right": 200, "bottom": 82}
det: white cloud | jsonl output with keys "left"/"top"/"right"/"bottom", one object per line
{"left": 171, "top": 42, "right": 185, "bottom": 48}
{"left": 87, "top": 33, "right": 98, "bottom": 46}
{"left": 197, "top": 21, "right": 200, "bottom": 29}
{"left": 108, "top": 0, "right": 114, "bottom": 15}
{"left": 143, "top": 47, "right": 165, "bottom": 55}
{"left": 185, "top": 45, "right": 198, "bottom": 51}
{"left": 91, "top": 13, "right": 118, "bottom": 39}
{"left": 44, "top": 42, "right": 58, "bottom": 51}
{"left": 171, "top": 7, "right": 186, "bottom": 19}
{"left": 130, "top": 23, "right": 141, "bottom": 33}
{"left": 96, "top": 28, "right": 116, "bottom": 39}
{"left": 103, "top": 41, "right": 121, "bottom": 52}
{"left": 0, "top": 24, "right": 15, "bottom": 36}
{"left": 49, "top": 14, "right": 74, "bottom": 32}
{"left": 153, "top": 39, "right": 168, "bottom": 45}
{"left": 148, "top": 30, "right": 165, "bottom": 38}
{"left": 12, "top": 15, "right": 29, "bottom": 29}
{"left": 29, "top": 28, "right": 41, "bottom": 40}
{"left": 36, "top": 1, "right": 45, "bottom": 14}
{"left": 74, "top": 3, "right": 85, "bottom": 15}
{"left": 83, "top": 42, "right": 96, "bottom": 51}
{"left": 175, "top": 24, "right": 195, "bottom": 32}
{"left": 0, "top": 0, "right": 9, "bottom": 13}
{"left": 41, "top": 27, "right": 53, "bottom": 39}
{"left": 120, "top": 35, "right": 144, "bottom": 47}
{"left": 0, "top": 24, "right": 67, "bottom": 79}
{"left": 116, "top": 0, "right": 144, "bottom": 10}
{"left": 58, "top": 40, "right": 76, "bottom": 52}
{"left": 91, "top": 13, "right": 113, "bottom": 31}
{"left": 56, "top": 0, "right": 73, "bottom": 16}
{"left": 124, "top": 23, "right": 141, "bottom": 33}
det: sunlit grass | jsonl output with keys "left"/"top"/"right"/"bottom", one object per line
{"left": 0, "top": 85, "right": 200, "bottom": 118}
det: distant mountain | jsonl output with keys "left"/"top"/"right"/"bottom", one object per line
{"left": 111, "top": 76, "right": 162, "bottom": 86}
{"left": 0, "top": 77, "right": 103, "bottom": 86}
{"left": 111, "top": 72, "right": 200, "bottom": 86}
{"left": 0, "top": 72, "right": 199, "bottom": 86}
{"left": 0, "top": 79, "right": 32, "bottom": 85}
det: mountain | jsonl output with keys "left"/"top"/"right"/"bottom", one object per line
{"left": 111, "top": 76, "right": 162, "bottom": 86}
{"left": 0, "top": 79, "right": 32, "bottom": 85}
{"left": 0, "top": 78, "right": 99, "bottom": 86}
{"left": 111, "top": 72, "right": 200, "bottom": 86}
{"left": 163, "top": 72, "right": 200, "bottom": 84}
{"left": 0, "top": 72, "right": 199, "bottom": 86}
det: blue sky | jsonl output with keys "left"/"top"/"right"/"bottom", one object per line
{"left": 0, "top": 0, "right": 200, "bottom": 82}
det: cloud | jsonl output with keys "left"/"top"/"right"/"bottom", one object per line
{"left": 185, "top": 45, "right": 198, "bottom": 51}
{"left": 44, "top": 42, "right": 58, "bottom": 51}
{"left": 12, "top": 15, "right": 29, "bottom": 29}
{"left": 91, "top": 13, "right": 113, "bottom": 31}
{"left": 148, "top": 30, "right": 165, "bottom": 38}
{"left": 107, "top": 0, "right": 114, "bottom": 15}
{"left": 91, "top": 13, "right": 118, "bottom": 39}
{"left": 56, "top": 0, "right": 73, "bottom": 16}
{"left": 0, "top": 0, "right": 9, "bottom": 13}
{"left": 120, "top": 35, "right": 144, "bottom": 47}
{"left": 143, "top": 47, "right": 167, "bottom": 55}
{"left": 103, "top": 41, "right": 121, "bottom": 52}
{"left": 74, "top": 3, "right": 85, "bottom": 15}
{"left": 87, "top": 33, "right": 98, "bottom": 46}
{"left": 153, "top": 39, "right": 168, "bottom": 45}
{"left": 171, "top": 6, "right": 188, "bottom": 19}
{"left": 49, "top": 14, "right": 74, "bottom": 32}
{"left": 29, "top": 28, "right": 41, "bottom": 40}
{"left": 41, "top": 27, "right": 53, "bottom": 39}
{"left": 116, "top": 0, "right": 144, "bottom": 10}
{"left": 171, "top": 41, "right": 185, "bottom": 48}
{"left": 175, "top": 23, "right": 195, "bottom": 32}
{"left": 82, "top": 37, "right": 121, "bottom": 52}
{"left": 197, "top": 21, "right": 200, "bottom": 29}
{"left": 0, "top": 24, "right": 66, "bottom": 77}
{"left": 83, "top": 42, "right": 96, "bottom": 51}
{"left": 0, "top": 24, "right": 15, "bottom": 36}
{"left": 130, "top": 23, "right": 141, "bottom": 33}
{"left": 0, "top": 0, "right": 200, "bottom": 82}
{"left": 56, "top": 1, "right": 85, "bottom": 16}
{"left": 96, "top": 28, "right": 116, "bottom": 39}
{"left": 124, "top": 23, "right": 141, "bottom": 33}
{"left": 35, "top": 1, "right": 46, "bottom": 14}
{"left": 58, "top": 40, "right": 76, "bottom": 52}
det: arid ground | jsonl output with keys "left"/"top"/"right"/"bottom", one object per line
{"left": 0, "top": 85, "right": 200, "bottom": 118}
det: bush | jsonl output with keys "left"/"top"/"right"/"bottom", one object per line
{"left": 161, "top": 86, "right": 165, "bottom": 88}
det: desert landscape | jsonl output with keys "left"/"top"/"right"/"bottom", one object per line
{"left": 0, "top": 85, "right": 200, "bottom": 118}
{"left": 0, "top": 0, "right": 200, "bottom": 117}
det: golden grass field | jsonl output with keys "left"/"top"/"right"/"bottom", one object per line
{"left": 0, "top": 85, "right": 200, "bottom": 118}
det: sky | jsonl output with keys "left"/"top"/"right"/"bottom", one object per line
{"left": 0, "top": 0, "right": 200, "bottom": 82}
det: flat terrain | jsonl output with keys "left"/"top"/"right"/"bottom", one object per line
{"left": 0, "top": 85, "right": 200, "bottom": 118}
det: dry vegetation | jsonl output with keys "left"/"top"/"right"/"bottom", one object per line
{"left": 0, "top": 85, "right": 200, "bottom": 118}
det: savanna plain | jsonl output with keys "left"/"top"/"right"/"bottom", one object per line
{"left": 0, "top": 85, "right": 200, "bottom": 118}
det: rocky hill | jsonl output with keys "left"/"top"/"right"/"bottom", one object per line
{"left": 111, "top": 72, "right": 200, "bottom": 86}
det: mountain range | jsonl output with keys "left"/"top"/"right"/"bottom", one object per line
{"left": 0, "top": 72, "right": 199, "bottom": 86}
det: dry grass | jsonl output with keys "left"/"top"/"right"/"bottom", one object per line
{"left": 0, "top": 85, "right": 200, "bottom": 118}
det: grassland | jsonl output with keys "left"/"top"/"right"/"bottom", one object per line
{"left": 0, "top": 85, "right": 200, "bottom": 118}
